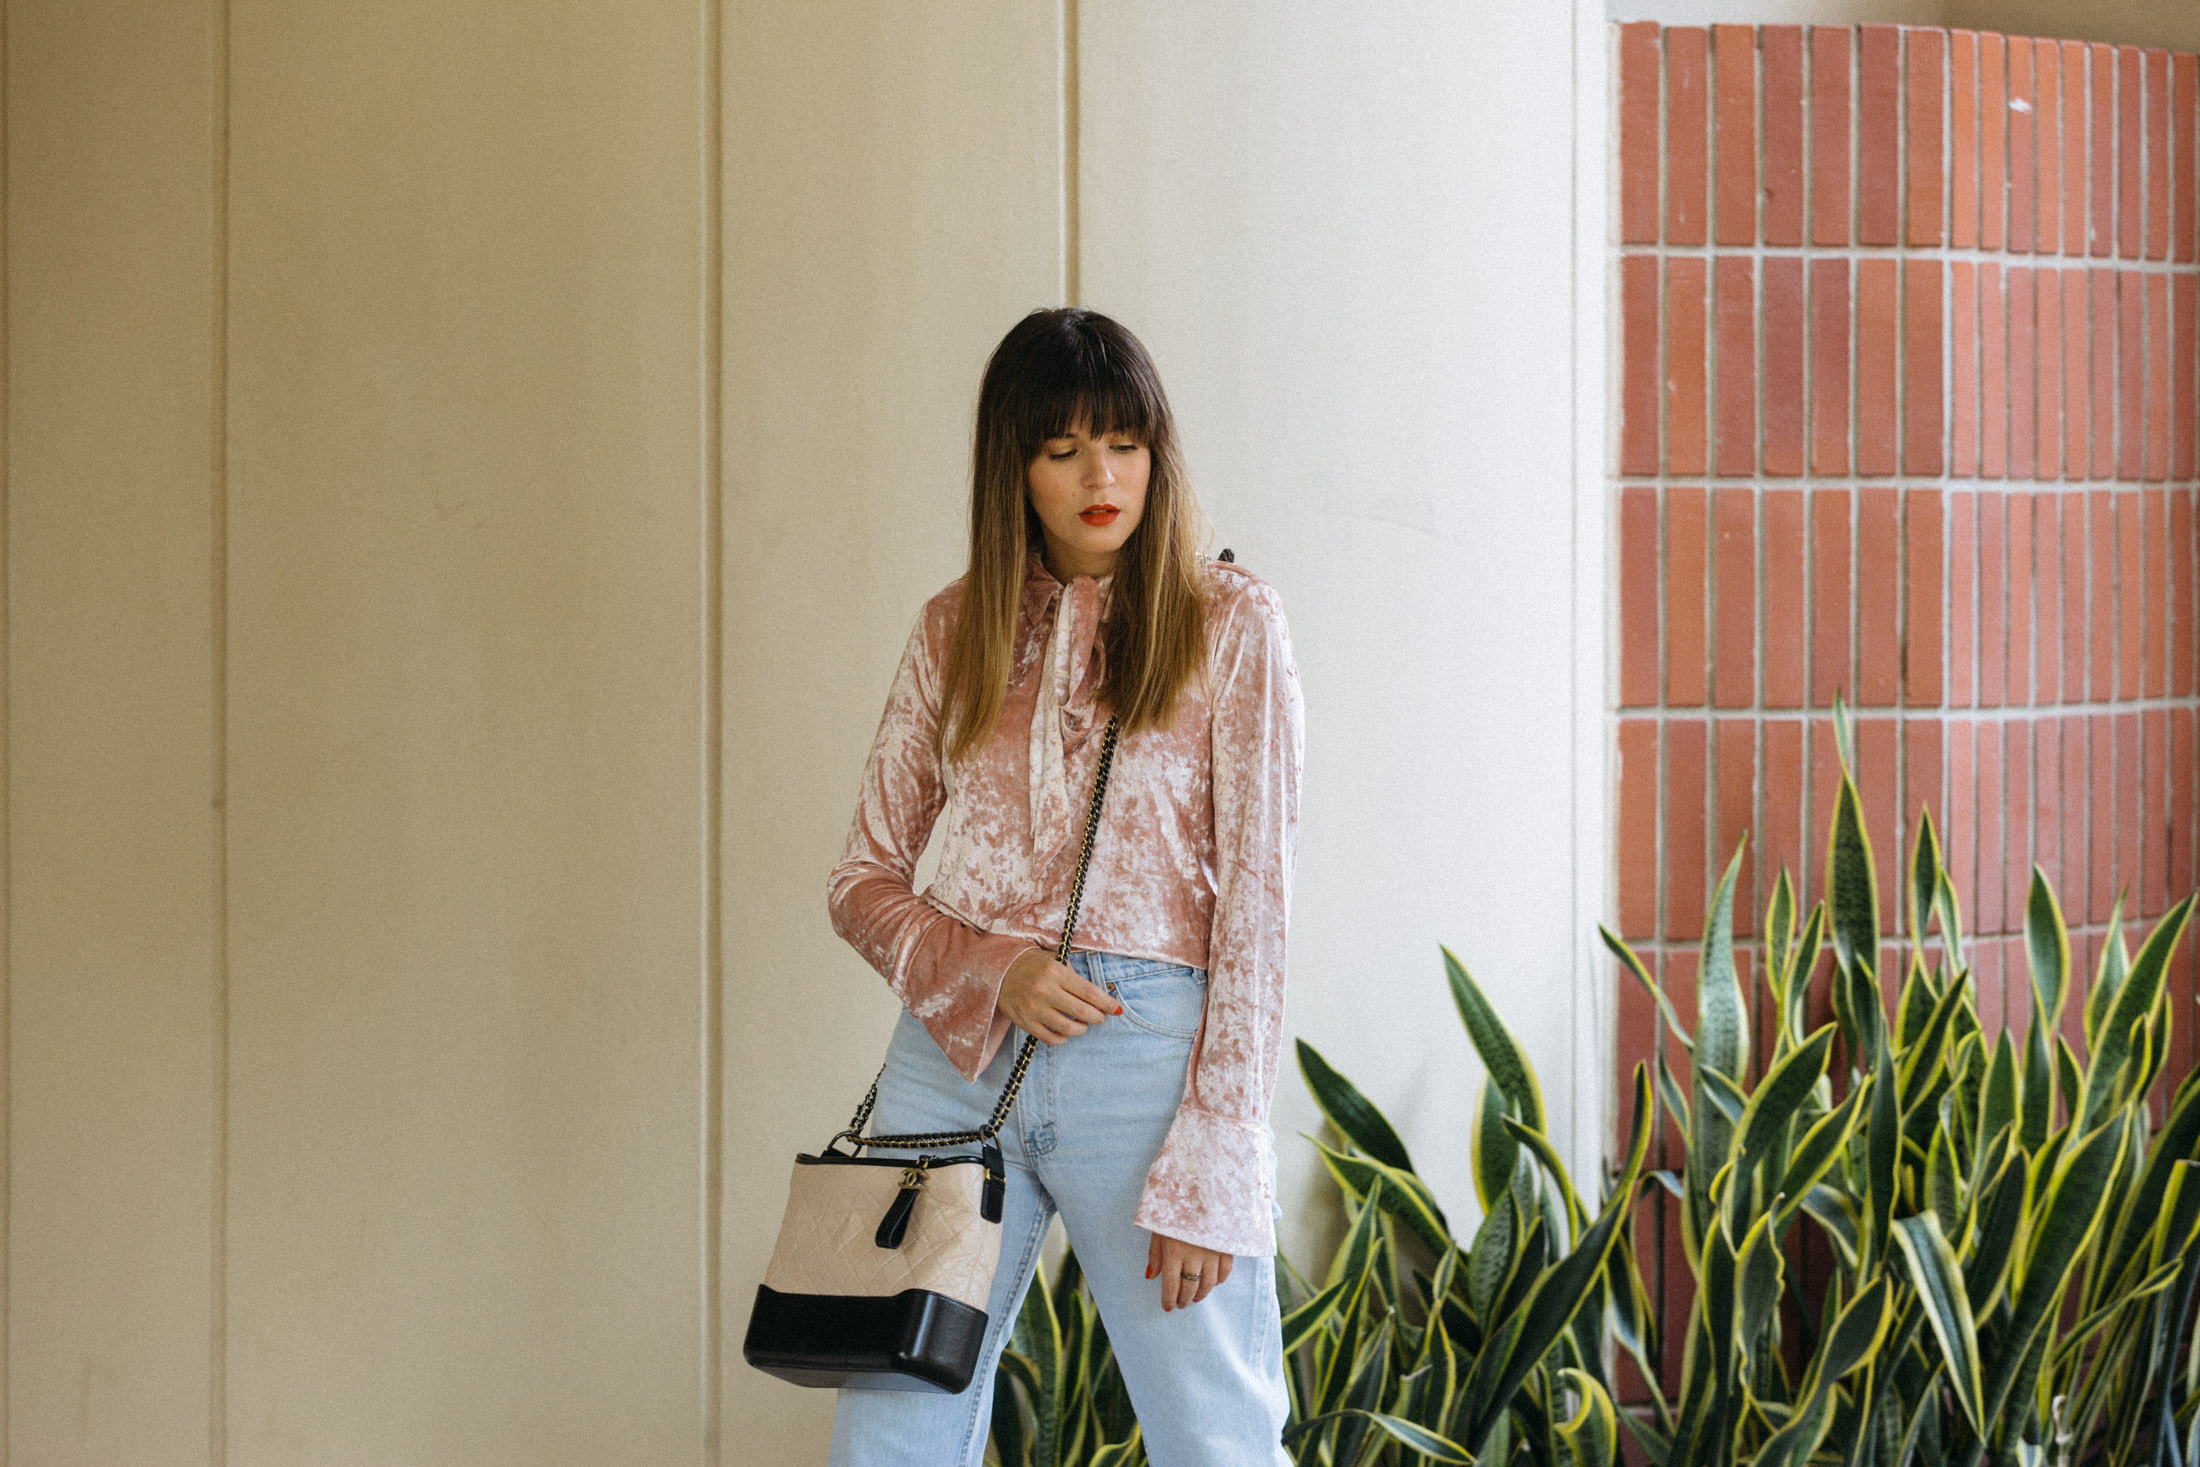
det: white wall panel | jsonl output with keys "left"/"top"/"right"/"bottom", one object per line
{"left": 1079, "top": 0, "right": 1594, "bottom": 1261}
{"left": 717, "top": 5, "right": 1065, "bottom": 1455}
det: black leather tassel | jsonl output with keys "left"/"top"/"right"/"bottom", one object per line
{"left": 875, "top": 1184, "right": 919, "bottom": 1249}
{"left": 981, "top": 1143, "right": 1006, "bottom": 1223}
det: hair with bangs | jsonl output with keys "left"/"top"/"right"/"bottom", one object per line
{"left": 937, "top": 307, "right": 1211, "bottom": 765}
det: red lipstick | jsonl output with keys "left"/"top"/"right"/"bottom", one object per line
{"left": 1079, "top": 505, "right": 1120, "bottom": 527}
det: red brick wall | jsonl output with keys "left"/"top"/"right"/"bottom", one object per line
{"left": 1611, "top": 21, "right": 2200, "bottom": 1396}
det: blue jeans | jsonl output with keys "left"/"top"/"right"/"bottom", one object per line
{"left": 827, "top": 950, "right": 1293, "bottom": 1467}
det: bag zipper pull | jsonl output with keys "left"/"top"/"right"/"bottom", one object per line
{"left": 874, "top": 1159, "right": 928, "bottom": 1249}
{"left": 981, "top": 1142, "right": 1006, "bottom": 1223}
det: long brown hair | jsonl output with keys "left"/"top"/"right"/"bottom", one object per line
{"left": 937, "top": 307, "right": 1210, "bottom": 765}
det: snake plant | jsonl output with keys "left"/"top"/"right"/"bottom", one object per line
{"left": 1604, "top": 699, "right": 2200, "bottom": 1467}
{"left": 993, "top": 697, "right": 2200, "bottom": 1464}
{"left": 992, "top": 952, "right": 1653, "bottom": 1466}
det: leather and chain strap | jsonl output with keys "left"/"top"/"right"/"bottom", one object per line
{"left": 836, "top": 713, "right": 1122, "bottom": 1153}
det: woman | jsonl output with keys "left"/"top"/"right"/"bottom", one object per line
{"left": 824, "top": 306, "right": 1303, "bottom": 1466}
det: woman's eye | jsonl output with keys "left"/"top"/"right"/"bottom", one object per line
{"left": 1111, "top": 443, "right": 1139, "bottom": 452}
{"left": 1047, "top": 449, "right": 1076, "bottom": 460}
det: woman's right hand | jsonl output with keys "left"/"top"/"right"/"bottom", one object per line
{"left": 996, "top": 948, "right": 1122, "bottom": 1043}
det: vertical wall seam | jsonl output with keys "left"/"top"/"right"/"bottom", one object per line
{"left": 1063, "top": 0, "right": 1079, "bottom": 306}
{"left": 699, "top": 0, "right": 725, "bottom": 1458}
{"left": 1568, "top": 0, "right": 1611, "bottom": 1252}
{"left": 210, "top": 0, "right": 232, "bottom": 1458}
{"left": 0, "top": 0, "right": 11, "bottom": 1450}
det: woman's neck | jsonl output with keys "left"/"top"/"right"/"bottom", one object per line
{"left": 1039, "top": 534, "right": 1117, "bottom": 583}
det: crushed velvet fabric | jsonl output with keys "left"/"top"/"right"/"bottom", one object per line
{"left": 827, "top": 548, "right": 1303, "bottom": 1256}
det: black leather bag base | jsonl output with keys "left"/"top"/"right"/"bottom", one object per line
{"left": 743, "top": 1284, "right": 988, "bottom": 1394}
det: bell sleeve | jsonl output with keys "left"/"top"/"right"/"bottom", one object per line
{"left": 1131, "top": 577, "right": 1304, "bottom": 1257}
{"left": 825, "top": 603, "right": 1036, "bottom": 1082}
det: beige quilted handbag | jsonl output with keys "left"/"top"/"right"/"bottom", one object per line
{"left": 743, "top": 715, "right": 1120, "bottom": 1394}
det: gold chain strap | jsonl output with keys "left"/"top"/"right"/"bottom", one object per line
{"left": 838, "top": 714, "right": 1121, "bottom": 1152}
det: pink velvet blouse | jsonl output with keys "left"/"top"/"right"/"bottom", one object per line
{"left": 826, "top": 548, "right": 1304, "bottom": 1257}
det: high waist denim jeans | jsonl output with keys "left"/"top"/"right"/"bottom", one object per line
{"left": 827, "top": 950, "right": 1293, "bottom": 1467}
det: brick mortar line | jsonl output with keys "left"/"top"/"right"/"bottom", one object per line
{"left": 1617, "top": 698, "right": 2200, "bottom": 718}
{"left": 1624, "top": 245, "right": 2200, "bottom": 267}
{"left": 1616, "top": 477, "right": 2200, "bottom": 489}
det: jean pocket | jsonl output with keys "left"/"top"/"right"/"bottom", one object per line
{"left": 1101, "top": 965, "right": 1208, "bottom": 1040}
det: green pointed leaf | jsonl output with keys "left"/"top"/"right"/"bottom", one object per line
{"left": 1444, "top": 945, "right": 1546, "bottom": 1134}
{"left": 2055, "top": 1034, "right": 2083, "bottom": 1127}
{"left": 1602, "top": 926, "right": 1694, "bottom": 1059}
{"left": 1984, "top": 1117, "right": 2128, "bottom": 1427}
{"left": 1771, "top": 1089, "right": 1862, "bottom": 1229}
{"left": 1464, "top": 1191, "right": 1515, "bottom": 1320}
{"left": 1734, "top": 1026, "right": 1835, "bottom": 1202}
{"left": 1785, "top": 902, "right": 1827, "bottom": 1042}
{"left": 1933, "top": 864, "right": 1966, "bottom": 971}
{"left": 1896, "top": 974, "right": 1968, "bottom": 1112}
{"left": 1799, "top": 1184, "right": 1861, "bottom": 1271}
{"left": 1767, "top": 869, "right": 1798, "bottom": 995}
{"left": 1866, "top": 1041, "right": 1899, "bottom": 1269}
{"left": 1826, "top": 768, "right": 1880, "bottom": 986}
{"left": 1893, "top": 1212, "right": 1985, "bottom": 1432}
{"left": 1462, "top": 1068, "right": 1652, "bottom": 1452}
{"left": 1979, "top": 1033, "right": 2017, "bottom": 1154}
{"left": 2080, "top": 894, "right": 2194, "bottom": 1128}
{"left": 1471, "top": 1073, "right": 1520, "bottom": 1214}
{"left": 1087, "top": 1434, "right": 1144, "bottom": 1467}
{"left": 2083, "top": 893, "right": 2130, "bottom": 1050}
{"left": 1654, "top": 1050, "right": 1692, "bottom": 1147}
{"left": 1926, "top": 1126, "right": 1961, "bottom": 1240}
{"left": 1821, "top": 1273, "right": 1894, "bottom": 1382}
{"left": 1755, "top": 1276, "right": 1891, "bottom": 1467}
{"left": 1285, "top": 1410, "right": 1476, "bottom": 1464}
{"left": 1697, "top": 841, "right": 1749, "bottom": 1083}
{"left": 1910, "top": 807, "right": 1941, "bottom": 948}
{"left": 1962, "top": 1146, "right": 2027, "bottom": 1315}
{"left": 2020, "top": 1019, "right": 2052, "bottom": 1152}
{"left": 1842, "top": 949, "right": 1886, "bottom": 1071}
{"left": 1735, "top": 1210, "right": 1786, "bottom": 1354}
{"left": 1297, "top": 1040, "right": 1417, "bottom": 1175}
{"left": 1324, "top": 1173, "right": 1387, "bottom": 1291}
{"left": 1502, "top": 1114, "right": 1588, "bottom": 1236}
{"left": 2152, "top": 1161, "right": 2200, "bottom": 1273}
{"left": 1556, "top": 1368, "right": 1617, "bottom": 1467}
{"left": 1312, "top": 1140, "right": 1453, "bottom": 1257}
{"left": 2024, "top": 871, "right": 2072, "bottom": 1038}
{"left": 1831, "top": 690, "right": 1856, "bottom": 772}
{"left": 1894, "top": 961, "right": 1935, "bottom": 1049}
{"left": 1281, "top": 1271, "right": 1355, "bottom": 1357}
{"left": 1694, "top": 1064, "right": 1748, "bottom": 1128}
{"left": 2100, "top": 1084, "right": 2200, "bottom": 1292}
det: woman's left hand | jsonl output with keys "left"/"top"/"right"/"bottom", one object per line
{"left": 1146, "top": 1230, "right": 1234, "bottom": 1311}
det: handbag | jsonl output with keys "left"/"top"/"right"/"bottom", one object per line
{"left": 742, "top": 712, "right": 1122, "bottom": 1394}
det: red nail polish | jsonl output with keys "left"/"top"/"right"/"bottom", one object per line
{"left": 1115, "top": 1006, "right": 1125, "bottom": 1016}
{"left": 1145, "top": 1263, "right": 1155, "bottom": 1279}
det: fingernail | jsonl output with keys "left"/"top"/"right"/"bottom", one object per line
{"left": 1145, "top": 1264, "right": 1155, "bottom": 1279}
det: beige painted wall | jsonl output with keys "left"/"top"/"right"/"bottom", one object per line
{"left": 5, "top": 1, "right": 1623, "bottom": 1462}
